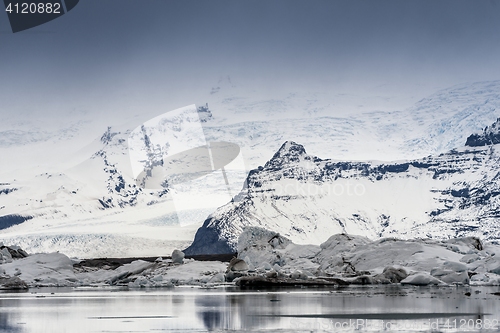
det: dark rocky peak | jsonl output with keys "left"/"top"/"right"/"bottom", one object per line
{"left": 275, "top": 141, "right": 307, "bottom": 157}
{"left": 264, "top": 141, "right": 310, "bottom": 169}
{"left": 100, "top": 126, "right": 120, "bottom": 145}
{"left": 197, "top": 103, "right": 213, "bottom": 122}
{"left": 465, "top": 118, "right": 500, "bottom": 147}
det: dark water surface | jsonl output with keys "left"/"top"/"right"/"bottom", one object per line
{"left": 1, "top": 285, "right": 499, "bottom": 332}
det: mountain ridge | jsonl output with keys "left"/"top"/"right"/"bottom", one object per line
{"left": 2, "top": 81, "right": 500, "bottom": 257}
{"left": 185, "top": 118, "right": 500, "bottom": 255}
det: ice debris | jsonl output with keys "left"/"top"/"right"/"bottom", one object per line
{"left": 0, "top": 244, "right": 226, "bottom": 289}
{"left": 1, "top": 227, "right": 500, "bottom": 290}
{"left": 230, "top": 227, "right": 500, "bottom": 286}
{"left": 171, "top": 249, "right": 185, "bottom": 264}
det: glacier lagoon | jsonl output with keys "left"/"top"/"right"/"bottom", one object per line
{"left": 1, "top": 285, "right": 499, "bottom": 333}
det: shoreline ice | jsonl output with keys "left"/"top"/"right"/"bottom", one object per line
{"left": 2, "top": 226, "right": 500, "bottom": 289}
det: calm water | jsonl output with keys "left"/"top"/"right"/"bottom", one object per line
{"left": 1, "top": 285, "right": 500, "bottom": 332}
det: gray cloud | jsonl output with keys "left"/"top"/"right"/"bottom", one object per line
{"left": 1, "top": 0, "right": 500, "bottom": 121}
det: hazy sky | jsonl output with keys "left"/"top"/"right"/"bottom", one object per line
{"left": 1, "top": 0, "right": 500, "bottom": 121}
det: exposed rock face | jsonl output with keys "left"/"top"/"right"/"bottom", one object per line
{"left": 466, "top": 118, "right": 500, "bottom": 147}
{"left": 186, "top": 118, "right": 500, "bottom": 255}
{"left": 0, "top": 214, "right": 32, "bottom": 231}
{"left": 184, "top": 223, "right": 235, "bottom": 256}
{"left": 197, "top": 103, "right": 213, "bottom": 122}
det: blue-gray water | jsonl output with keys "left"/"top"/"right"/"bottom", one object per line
{"left": 1, "top": 285, "right": 499, "bottom": 332}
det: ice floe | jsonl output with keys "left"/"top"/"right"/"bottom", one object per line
{"left": 232, "top": 227, "right": 500, "bottom": 286}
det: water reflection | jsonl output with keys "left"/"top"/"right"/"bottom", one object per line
{"left": 0, "top": 310, "right": 23, "bottom": 333}
{"left": 196, "top": 294, "right": 225, "bottom": 330}
{"left": 0, "top": 285, "right": 499, "bottom": 332}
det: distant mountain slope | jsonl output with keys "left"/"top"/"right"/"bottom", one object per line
{"left": 185, "top": 117, "right": 500, "bottom": 255}
{"left": 202, "top": 80, "right": 500, "bottom": 163}
{"left": 0, "top": 106, "right": 238, "bottom": 257}
{"left": 1, "top": 81, "right": 500, "bottom": 257}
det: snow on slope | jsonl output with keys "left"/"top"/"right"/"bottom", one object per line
{"left": 186, "top": 118, "right": 500, "bottom": 254}
{"left": 198, "top": 80, "right": 500, "bottom": 165}
{"left": 397, "top": 81, "right": 500, "bottom": 156}
{"left": 1, "top": 81, "right": 500, "bottom": 257}
{"left": 0, "top": 106, "right": 245, "bottom": 258}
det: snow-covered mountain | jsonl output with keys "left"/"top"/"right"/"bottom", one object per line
{"left": 0, "top": 105, "right": 246, "bottom": 257}
{"left": 1, "top": 81, "right": 500, "bottom": 257}
{"left": 0, "top": 124, "right": 192, "bottom": 258}
{"left": 185, "top": 118, "right": 500, "bottom": 255}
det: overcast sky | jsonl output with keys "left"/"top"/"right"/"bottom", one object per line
{"left": 1, "top": 0, "right": 500, "bottom": 122}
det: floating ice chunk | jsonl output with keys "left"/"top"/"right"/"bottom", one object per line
{"left": 99, "top": 260, "right": 153, "bottom": 285}
{"left": 460, "top": 254, "right": 480, "bottom": 264}
{"left": 431, "top": 267, "right": 469, "bottom": 284}
{"left": 374, "top": 267, "right": 408, "bottom": 284}
{"left": 349, "top": 275, "right": 375, "bottom": 285}
{"left": 442, "top": 261, "right": 467, "bottom": 272}
{"left": 261, "top": 262, "right": 272, "bottom": 271}
{"left": 401, "top": 273, "right": 443, "bottom": 286}
{"left": 208, "top": 272, "right": 225, "bottom": 284}
{"left": 171, "top": 249, "right": 185, "bottom": 264}
{"left": 2, "top": 253, "right": 76, "bottom": 287}
{"left": 443, "top": 272, "right": 469, "bottom": 284}
{"left": 0, "top": 276, "right": 28, "bottom": 290}
{"left": 227, "top": 258, "right": 248, "bottom": 271}
{"left": 238, "top": 227, "right": 320, "bottom": 274}
{"left": 158, "top": 260, "right": 226, "bottom": 285}
{"left": 0, "top": 248, "right": 13, "bottom": 264}
{"left": 233, "top": 227, "right": 500, "bottom": 286}
{"left": 290, "top": 270, "right": 308, "bottom": 280}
